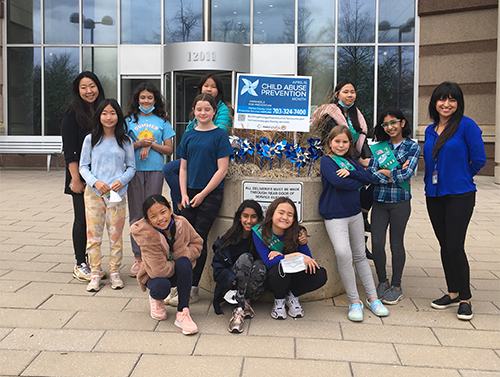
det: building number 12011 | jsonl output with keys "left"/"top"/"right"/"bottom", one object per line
{"left": 188, "top": 51, "right": 216, "bottom": 62}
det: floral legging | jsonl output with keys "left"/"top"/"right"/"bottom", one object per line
{"left": 84, "top": 187, "right": 127, "bottom": 273}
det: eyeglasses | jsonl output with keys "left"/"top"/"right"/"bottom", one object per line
{"left": 381, "top": 119, "right": 401, "bottom": 128}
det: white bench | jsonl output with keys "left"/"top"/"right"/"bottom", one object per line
{"left": 0, "top": 136, "right": 63, "bottom": 172}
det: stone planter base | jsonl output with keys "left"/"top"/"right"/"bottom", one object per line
{"left": 199, "top": 175, "right": 345, "bottom": 301}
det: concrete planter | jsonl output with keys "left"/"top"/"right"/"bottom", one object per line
{"left": 199, "top": 175, "right": 345, "bottom": 301}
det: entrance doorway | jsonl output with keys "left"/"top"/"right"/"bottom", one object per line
{"left": 168, "top": 71, "right": 233, "bottom": 152}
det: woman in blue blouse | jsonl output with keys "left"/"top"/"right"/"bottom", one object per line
{"left": 424, "top": 82, "right": 486, "bottom": 321}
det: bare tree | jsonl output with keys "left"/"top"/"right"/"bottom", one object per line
{"left": 165, "top": 0, "right": 202, "bottom": 43}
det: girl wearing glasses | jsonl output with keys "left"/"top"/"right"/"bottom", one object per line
{"left": 367, "top": 109, "right": 420, "bottom": 305}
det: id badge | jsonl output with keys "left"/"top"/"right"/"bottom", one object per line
{"left": 432, "top": 170, "right": 438, "bottom": 185}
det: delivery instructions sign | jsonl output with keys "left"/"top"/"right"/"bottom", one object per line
{"left": 234, "top": 74, "right": 312, "bottom": 132}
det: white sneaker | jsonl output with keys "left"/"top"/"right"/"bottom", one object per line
{"left": 165, "top": 287, "right": 178, "bottom": 306}
{"left": 86, "top": 272, "right": 101, "bottom": 292}
{"left": 73, "top": 263, "right": 91, "bottom": 282}
{"left": 169, "top": 286, "right": 199, "bottom": 306}
{"left": 110, "top": 270, "right": 124, "bottom": 290}
{"left": 190, "top": 286, "right": 200, "bottom": 303}
{"left": 285, "top": 291, "right": 304, "bottom": 318}
{"left": 270, "top": 298, "right": 287, "bottom": 320}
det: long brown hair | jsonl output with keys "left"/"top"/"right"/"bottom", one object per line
{"left": 259, "top": 197, "right": 298, "bottom": 254}
{"left": 325, "top": 125, "right": 354, "bottom": 158}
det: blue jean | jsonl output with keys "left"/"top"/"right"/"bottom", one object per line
{"left": 146, "top": 256, "right": 193, "bottom": 311}
{"left": 162, "top": 159, "right": 181, "bottom": 214}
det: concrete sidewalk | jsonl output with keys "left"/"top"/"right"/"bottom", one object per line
{"left": 0, "top": 169, "right": 499, "bottom": 377}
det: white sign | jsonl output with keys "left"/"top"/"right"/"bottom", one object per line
{"left": 234, "top": 74, "right": 312, "bottom": 132}
{"left": 242, "top": 181, "right": 303, "bottom": 222}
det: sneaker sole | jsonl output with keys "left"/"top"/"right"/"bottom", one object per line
{"left": 457, "top": 313, "right": 473, "bottom": 321}
{"left": 228, "top": 326, "right": 244, "bottom": 333}
{"left": 431, "top": 302, "right": 460, "bottom": 310}
{"left": 270, "top": 313, "right": 287, "bottom": 320}
{"left": 174, "top": 320, "right": 198, "bottom": 335}
{"left": 151, "top": 313, "right": 167, "bottom": 321}
{"left": 73, "top": 273, "right": 91, "bottom": 282}
{"left": 111, "top": 284, "right": 124, "bottom": 290}
{"left": 86, "top": 286, "right": 101, "bottom": 292}
{"left": 382, "top": 294, "right": 404, "bottom": 305}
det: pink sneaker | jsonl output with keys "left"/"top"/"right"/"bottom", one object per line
{"left": 149, "top": 295, "right": 167, "bottom": 321}
{"left": 174, "top": 308, "right": 198, "bottom": 335}
{"left": 129, "top": 259, "right": 142, "bottom": 277}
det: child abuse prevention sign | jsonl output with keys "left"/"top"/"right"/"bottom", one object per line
{"left": 234, "top": 74, "right": 312, "bottom": 132}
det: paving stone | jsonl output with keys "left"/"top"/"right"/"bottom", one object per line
{"left": 0, "top": 251, "right": 34, "bottom": 261}
{"left": 412, "top": 298, "right": 500, "bottom": 315}
{"left": 470, "top": 279, "right": 500, "bottom": 291}
{"left": 0, "top": 292, "right": 51, "bottom": 309}
{"left": 381, "top": 310, "right": 475, "bottom": 329}
{"left": 341, "top": 322, "right": 440, "bottom": 345}
{"left": 0, "top": 260, "right": 59, "bottom": 272}
{"left": 351, "top": 363, "right": 461, "bottom": 376}
{"left": 16, "top": 281, "right": 91, "bottom": 296}
{"left": 0, "top": 308, "right": 74, "bottom": 329}
{"left": 132, "top": 355, "right": 243, "bottom": 377}
{"left": 0, "top": 328, "right": 103, "bottom": 351}
{"left": 247, "top": 316, "right": 342, "bottom": 339}
{"left": 0, "top": 270, "right": 73, "bottom": 283}
{"left": 296, "top": 338, "right": 399, "bottom": 363}
{"left": 469, "top": 314, "right": 500, "bottom": 331}
{"left": 21, "top": 351, "right": 139, "bottom": 377}
{"left": 243, "top": 358, "right": 351, "bottom": 377}
{"left": 194, "top": 334, "right": 294, "bottom": 358}
{"left": 94, "top": 330, "right": 197, "bottom": 354}
{"left": 396, "top": 344, "right": 500, "bottom": 370}
{"left": 433, "top": 328, "right": 500, "bottom": 349}
{"left": 39, "top": 294, "right": 130, "bottom": 312}
{"left": 64, "top": 311, "right": 158, "bottom": 331}
{"left": 0, "top": 349, "right": 39, "bottom": 376}
{"left": 0, "top": 279, "right": 29, "bottom": 292}
{"left": 459, "top": 371, "right": 500, "bottom": 377}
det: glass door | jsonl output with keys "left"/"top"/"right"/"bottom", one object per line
{"left": 120, "top": 76, "right": 161, "bottom": 110}
{"left": 169, "top": 71, "right": 233, "bottom": 155}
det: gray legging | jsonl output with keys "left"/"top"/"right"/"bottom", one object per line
{"left": 324, "top": 213, "right": 377, "bottom": 304}
{"left": 371, "top": 200, "right": 411, "bottom": 288}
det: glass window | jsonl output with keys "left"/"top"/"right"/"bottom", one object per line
{"left": 44, "top": 48, "right": 79, "bottom": 136}
{"left": 44, "top": 0, "right": 79, "bottom": 44}
{"left": 81, "top": 0, "right": 117, "bottom": 44}
{"left": 298, "top": 0, "right": 334, "bottom": 44}
{"left": 211, "top": 0, "right": 250, "bottom": 44}
{"left": 337, "top": 46, "right": 375, "bottom": 127}
{"left": 254, "top": 0, "right": 294, "bottom": 44}
{"left": 165, "top": 0, "right": 203, "bottom": 43}
{"left": 379, "top": 0, "right": 415, "bottom": 43}
{"left": 338, "top": 0, "right": 375, "bottom": 43}
{"left": 7, "top": 0, "right": 42, "bottom": 44}
{"left": 7, "top": 48, "right": 42, "bottom": 135}
{"left": 298, "top": 47, "right": 334, "bottom": 108}
{"left": 378, "top": 46, "right": 414, "bottom": 119}
{"left": 83, "top": 47, "right": 118, "bottom": 99}
{"left": 121, "top": 0, "right": 161, "bottom": 44}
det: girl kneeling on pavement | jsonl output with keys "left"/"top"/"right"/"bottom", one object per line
{"left": 252, "top": 197, "right": 327, "bottom": 320}
{"left": 130, "top": 194, "right": 203, "bottom": 335}
{"left": 212, "top": 200, "right": 267, "bottom": 333}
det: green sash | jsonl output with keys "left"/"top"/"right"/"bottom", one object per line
{"left": 331, "top": 154, "right": 355, "bottom": 171}
{"left": 252, "top": 224, "right": 284, "bottom": 253}
{"left": 369, "top": 141, "right": 410, "bottom": 192}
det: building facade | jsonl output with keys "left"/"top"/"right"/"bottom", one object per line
{"left": 0, "top": 0, "right": 498, "bottom": 179}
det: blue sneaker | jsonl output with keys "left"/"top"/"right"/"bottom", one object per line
{"left": 366, "top": 299, "right": 389, "bottom": 317}
{"left": 348, "top": 302, "right": 364, "bottom": 322}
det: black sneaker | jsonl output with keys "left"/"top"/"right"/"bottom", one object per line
{"left": 457, "top": 302, "right": 473, "bottom": 320}
{"left": 431, "top": 294, "right": 460, "bottom": 309}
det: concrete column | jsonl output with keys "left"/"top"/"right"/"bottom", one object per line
{"left": 496, "top": 6, "right": 500, "bottom": 184}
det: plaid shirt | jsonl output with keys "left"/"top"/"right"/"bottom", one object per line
{"left": 368, "top": 138, "right": 421, "bottom": 203}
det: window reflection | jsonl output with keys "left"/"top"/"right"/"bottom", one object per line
{"left": 298, "top": 0, "right": 334, "bottom": 44}
{"left": 338, "top": 0, "right": 375, "bottom": 43}
{"left": 44, "top": 48, "right": 79, "bottom": 136}
{"left": 8, "top": 0, "right": 42, "bottom": 44}
{"left": 83, "top": 47, "right": 118, "bottom": 99}
{"left": 379, "top": 0, "right": 415, "bottom": 43}
{"left": 7, "top": 48, "right": 42, "bottom": 135}
{"left": 82, "top": 0, "right": 117, "bottom": 44}
{"left": 121, "top": 0, "right": 161, "bottom": 44}
{"left": 254, "top": 0, "right": 294, "bottom": 44}
{"left": 378, "top": 46, "right": 414, "bottom": 119}
{"left": 298, "top": 47, "right": 334, "bottom": 107}
{"left": 165, "top": 0, "right": 203, "bottom": 43}
{"left": 44, "top": 0, "right": 79, "bottom": 44}
{"left": 212, "top": 0, "right": 250, "bottom": 43}
{"left": 337, "top": 46, "right": 375, "bottom": 127}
